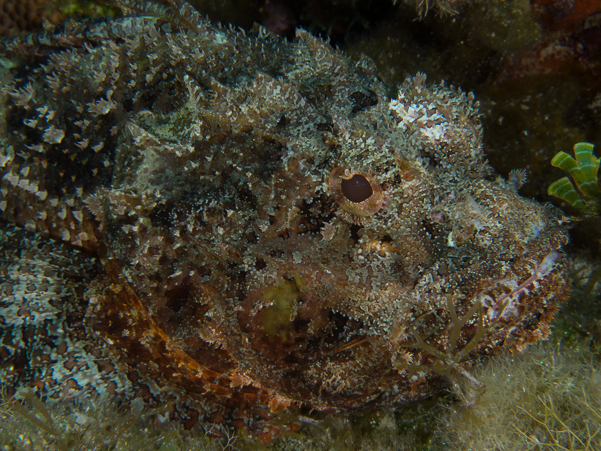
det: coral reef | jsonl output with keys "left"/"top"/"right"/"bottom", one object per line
{"left": 0, "top": 0, "right": 570, "bottom": 440}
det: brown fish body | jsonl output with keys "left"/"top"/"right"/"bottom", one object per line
{"left": 0, "top": 0, "right": 568, "bottom": 434}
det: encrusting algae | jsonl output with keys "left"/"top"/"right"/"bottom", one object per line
{"left": 0, "top": 0, "right": 570, "bottom": 441}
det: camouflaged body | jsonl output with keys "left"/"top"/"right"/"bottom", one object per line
{"left": 0, "top": 0, "right": 568, "bottom": 432}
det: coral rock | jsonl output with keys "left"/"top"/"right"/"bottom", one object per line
{"left": 0, "top": 0, "right": 60, "bottom": 36}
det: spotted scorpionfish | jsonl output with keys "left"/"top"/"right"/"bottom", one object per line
{"left": 0, "top": 0, "right": 568, "bottom": 439}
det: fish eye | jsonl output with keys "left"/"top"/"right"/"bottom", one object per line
{"left": 329, "top": 167, "right": 388, "bottom": 219}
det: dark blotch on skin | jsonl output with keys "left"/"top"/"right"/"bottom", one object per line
{"left": 341, "top": 174, "right": 373, "bottom": 202}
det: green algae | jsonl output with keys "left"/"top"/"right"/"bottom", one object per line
{"left": 548, "top": 142, "right": 601, "bottom": 217}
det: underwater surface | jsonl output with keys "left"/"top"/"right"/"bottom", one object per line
{"left": 0, "top": 0, "right": 600, "bottom": 449}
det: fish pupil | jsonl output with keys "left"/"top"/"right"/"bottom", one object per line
{"left": 341, "top": 174, "right": 373, "bottom": 202}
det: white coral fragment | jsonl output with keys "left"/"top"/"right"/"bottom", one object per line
{"left": 43, "top": 126, "right": 65, "bottom": 144}
{"left": 23, "top": 181, "right": 39, "bottom": 194}
{"left": 321, "top": 221, "right": 337, "bottom": 241}
{"left": 25, "top": 143, "right": 45, "bottom": 153}
{"left": 508, "top": 168, "right": 528, "bottom": 189}
{"left": 24, "top": 118, "right": 38, "bottom": 128}
{"left": 3, "top": 172, "right": 19, "bottom": 186}
{"left": 0, "top": 150, "right": 13, "bottom": 168}
{"left": 92, "top": 142, "right": 105, "bottom": 153}
{"left": 72, "top": 210, "right": 83, "bottom": 222}
{"left": 82, "top": 194, "right": 105, "bottom": 224}
{"left": 57, "top": 206, "right": 68, "bottom": 220}
{"left": 389, "top": 93, "right": 449, "bottom": 143}
{"left": 10, "top": 83, "right": 35, "bottom": 107}
{"left": 88, "top": 97, "right": 117, "bottom": 116}
{"left": 76, "top": 139, "right": 90, "bottom": 150}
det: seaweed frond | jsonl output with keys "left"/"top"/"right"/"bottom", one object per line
{"left": 395, "top": 296, "right": 489, "bottom": 406}
{"left": 548, "top": 142, "right": 601, "bottom": 217}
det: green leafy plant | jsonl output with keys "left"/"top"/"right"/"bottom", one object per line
{"left": 548, "top": 142, "right": 601, "bottom": 217}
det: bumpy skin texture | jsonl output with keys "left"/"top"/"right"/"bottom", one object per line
{"left": 0, "top": 0, "right": 568, "bottom": 431}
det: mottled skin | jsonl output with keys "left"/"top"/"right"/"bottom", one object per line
{"left": 0, "top": 0, "right": 568, "bottom": 434}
